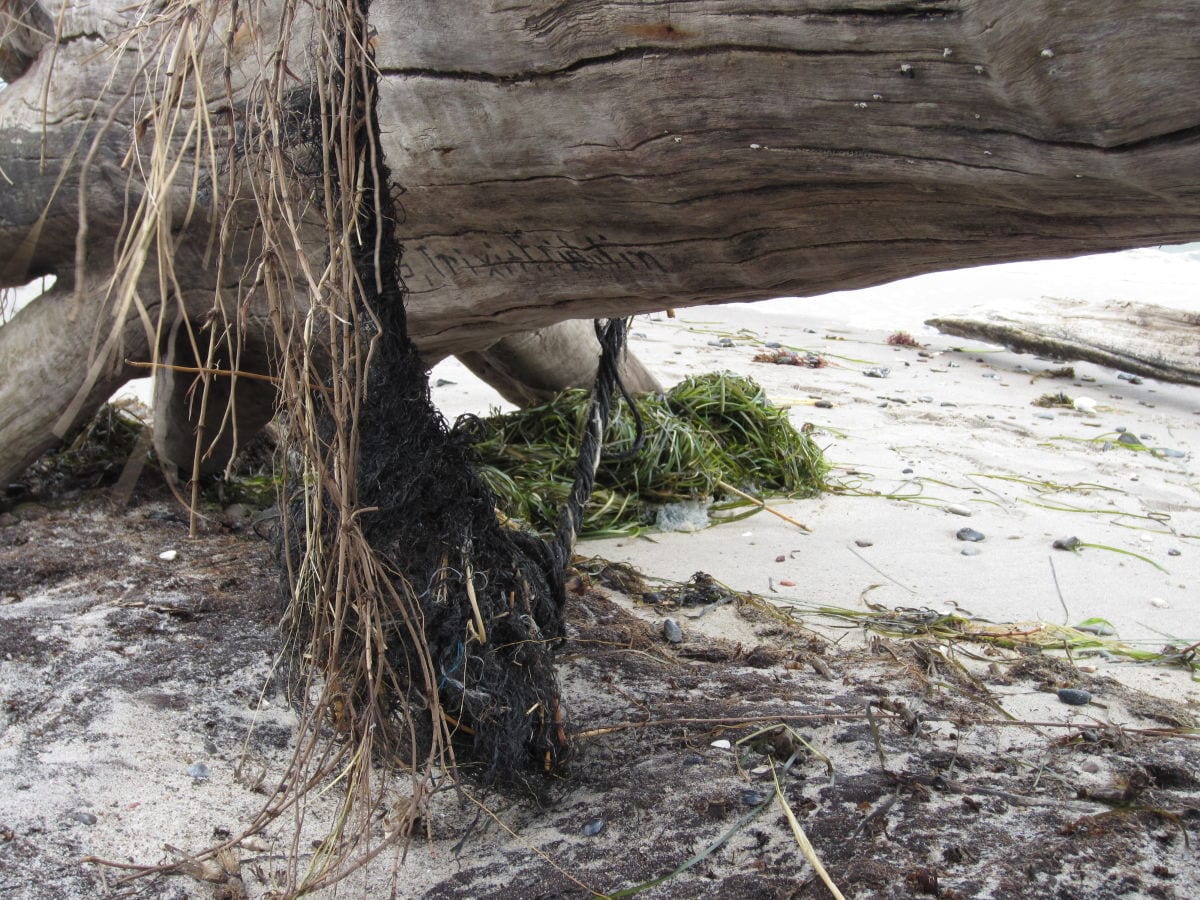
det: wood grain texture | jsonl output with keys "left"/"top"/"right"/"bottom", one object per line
{"left": 373, "top": 1, "right": 1200, "bottom": 356}
{"left": 929, "top": 299, "right": 1200, "bottom": 386}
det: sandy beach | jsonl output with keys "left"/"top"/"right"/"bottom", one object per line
{"left": 3, "top": 248, "right": 1199, "bottom": 898}
{"left": 434, "top": 247, "right": 1200, "bottom": 701}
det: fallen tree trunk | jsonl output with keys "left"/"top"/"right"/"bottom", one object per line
{"left": 928, "top": 299, "right": 1200, "bottom": 386}
{"left": 2, "top": 0, "right": 1200, "bottom": 484}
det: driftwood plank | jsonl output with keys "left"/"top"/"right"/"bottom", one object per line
{"left": 927, "top": 299, "right": 1200, "bottom": 385}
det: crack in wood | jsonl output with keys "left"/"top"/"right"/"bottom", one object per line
{"left": 379, "top": 42, "right": 892, "bottom": 85}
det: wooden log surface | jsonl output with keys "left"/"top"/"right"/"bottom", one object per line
{"left": 928, "top": 298, "right": 1200, "bottom": 386}
{"left": 374, "top": 1, "right": 1200, "bottom": 357}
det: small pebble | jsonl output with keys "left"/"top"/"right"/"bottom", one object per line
{"left": 1056, "top": 688, "right": 1092, "bottom": 706}
{"left": 1168, "top": 549, "right": 1181, "bottom": 557}
{"left": 740, "top": 790, "right": 769, "bottom": 806}
{"left": 814, "top": 400, "right": 833, "bottom": 409}
{"left": 1117, "top": 432, "right": 1143, "bottom": 446}
{"left": 159, "top": 549, "right": 179, "bottom": 562}
{"left": 71, "top": 811, "right": 98, "bottom": 826}
{"left": 711, "top": 739, "right": 732, "bottom": 750}
{"left": 955, "top": 528, "right": 985, "bottom": 542}
{"left": 1075, "top": 622, "right": 1115, "bottom": 636}
{"left": 1073, "top": 397, "right": 1096, "bottom": 413}
{"left": 1052, "top": 536, "right": 1081, "bottom": 551}
{"left": 864, "top": 367, "right": 890, "bottom": 379}
{"left": 779, "top": 579, "right": 796, "bottom": 587}
{"left": 681, "top": 753, "right": 704, "bottom": 766}
{"left": 1157, "top": 448, "right": 1187, "bottom": 459}
{"left": 663, "top": 618, "right": 683, "bottom": 644}
{"left": 946, "top": 505, "right": 972, "bottom": 517}
{"left": 1081, "top": 760, "right": 1101, "bottom": 774}
{"left": 902, "top": 467, "right": 914, "bottom": 474}
{"left": 764, "top": 341, "right": 782, "bottom": 349}
{"left": 854, "top": 539, "right": 873, "bottom": 548}
{"left": 960, "top": 546, "right": 981, "bottom": 557}
{"left": 774, "top": 555, "right": 786, "bottom": 563}
{"left": 1034, "top": 413, "right": 1055, "bottom": 421}
{"left": 918, "top": 395, "right": 934, "bottom": 403}
{"left": 1149, "top": 597, "right": 1170, "bottom": 609}
{"left": 187, "top": 762, "right": 210, "bottom": 780}
{"left": 939, "top": 401, "right": 958, "bottom": 408}
{"left": 582, "top": 819, "right": 605, "bottom": 837}
{"left": 1117, "top": 372, "right": 1143, "bottom": 385}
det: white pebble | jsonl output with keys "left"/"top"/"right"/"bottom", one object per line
{"left": 710, "top": 739, "right": 732, "bottom": 750}
{"left": 158, "top": 549, "right": 179, "bottom": 561}
{"left": 1072, "top": 396, "right": 1096, "bottom": 413}
{"left": 1149, "top": 597, "right": 1169, "bottom": 609}
{"left": 946, "top": 505, "right": 973, "bottom": 517}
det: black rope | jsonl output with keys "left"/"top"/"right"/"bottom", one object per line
{"left": 551, "top": 316, "right": 637, "bottom": 572}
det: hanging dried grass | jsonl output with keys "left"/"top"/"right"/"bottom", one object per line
{"left": 56, "top": 0, "right": 571, "bottom": 891}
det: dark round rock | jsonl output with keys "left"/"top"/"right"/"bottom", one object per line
{"left": 955, "top": 528, "right": 985, "bottom": 542}
{"left": 1056, "top": 688, "right": 1092, "bottom": 706}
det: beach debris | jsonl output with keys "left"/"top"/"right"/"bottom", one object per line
{"left": 945, "top": 505, "right": 973, "bottom": 517}
{"left": 158, "top": 549, "right": 179, "bottom": 561}
{"left": 1032, "top": 392, "right": 1073, "bottom": 408}
{"left": 710, "top": 739, "right": 732, "bottom": 750}
{"left": 187, "top": 762, "right": 211, "bottom": 781}
{"left": 473, "top": 373, "right": 827, "bottom": 538}
{"left": 582, "top": 819, "right": 606, "bottom": 837}
{"left": 663, "top": 618, "right": 684, "bottom": 643}
{"left": 864, "top": 366, "right": 890, "bottom": 378}
{"left": 1074, "top": 619, "right": 1116, "bottom": 636}
{"left": 1035, "top": 365, "right": 1076, "bottom": 381}
{"left": 655, "top": 500, "right": 710, "bottom": 533}
{"left": 752, "top": 347, "right": 828, "bottom": 368}
{"left": 887, "top": 331, "right": 921, "bottom": 347}
{"left": 956, "top": 528, "right": 985, "bottom": 542}
{"left": 1056, "top": 688, "right": 1093, "bottom": 706}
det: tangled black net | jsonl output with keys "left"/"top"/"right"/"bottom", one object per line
{"left": 274, "top": 0, "right": 638, "bottom": 787}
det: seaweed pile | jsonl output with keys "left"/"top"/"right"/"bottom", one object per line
{"left": 472, "top": 372, "right": 828, "bottom": 537}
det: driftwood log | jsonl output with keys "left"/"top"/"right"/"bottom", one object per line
{"left": 3, "top": 0, "right": 1200, "bottom": 486}
{"left": 928, "top": 298, "right": 1200, "bottom": 386}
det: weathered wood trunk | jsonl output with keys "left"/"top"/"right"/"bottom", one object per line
{"left": 2, "top": 0, "right": 1200, "bottom": 485}
{"left": 929, "top": 299, "right": 1200, "bottom": 386}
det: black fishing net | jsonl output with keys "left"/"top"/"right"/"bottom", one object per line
{"left": 273, "top": 2, "right": 631, "bottom": 787}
